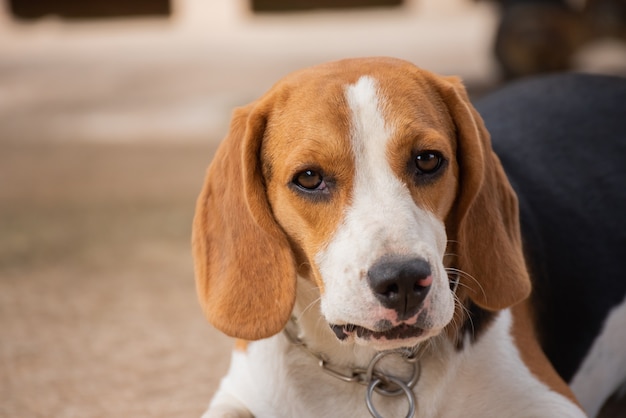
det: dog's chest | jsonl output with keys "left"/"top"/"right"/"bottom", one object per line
{"left": 227, "top": 311, "right": 585, "bottom": 418}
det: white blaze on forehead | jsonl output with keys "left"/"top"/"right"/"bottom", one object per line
{"left": 314, "top": 75, "right": 453, "bottom": 332}
{"left": 345, "top": 76, "right": 408, "bottom": 219}
{"left": 344, "top": 76, "right": 407, "bottom": 204}
{"left": 345, "top": 76, "right": 390, "bottom": 168}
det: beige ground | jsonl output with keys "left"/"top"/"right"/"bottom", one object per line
{"left": 0, "top": 141, "right": 231, "bottom": 417}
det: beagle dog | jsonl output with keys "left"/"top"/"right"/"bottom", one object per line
{"left": 192, "top": 57, "right": 626, "bottom": 417}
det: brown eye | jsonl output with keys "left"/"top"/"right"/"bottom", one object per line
{"left": 415, "top": 151, "right": 443, "bottom": 174}
{"left": 293, "top": 169, "right": 325, "bottom": 191}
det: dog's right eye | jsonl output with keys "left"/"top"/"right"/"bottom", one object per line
{"left": 415, "top": 151, "right": 443, "bottom": 174}
{"left": 293, "top": 169, "right": 326, "bottom": 191}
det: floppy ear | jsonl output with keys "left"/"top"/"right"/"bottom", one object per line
{"left": 441, "top": 78, "right": 531, "bottom": 310}
{"left": 192, "top": 101, "right": 296, "bottom": 340}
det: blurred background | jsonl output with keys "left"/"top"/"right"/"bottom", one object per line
{"left": 0, "top": 0, "right": 625, "bottom": 416}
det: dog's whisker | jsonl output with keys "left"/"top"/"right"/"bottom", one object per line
{"left": 296, "top": 296, "right": 322, "bottom": 324}
{"left": 454, "top": 281, "right": 474, "bottom": 291}
{"left": 455, "top": 295, "right": 476, "bottom": 339}
{"left": 445, "top": 267, "right": 486, "bottom": 301}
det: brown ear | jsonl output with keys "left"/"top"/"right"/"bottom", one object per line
{"left": 192, "top": 102, "right": 296, "bottom": 340}
{"left": 441, "top": 78, "right": 531, "bottom": 310}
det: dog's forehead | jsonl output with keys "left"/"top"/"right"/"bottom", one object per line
{"left": 278, "top": 57, "right": 424, "bottom": 85}
{"left": 272, "top": 57, "right": 435, "bottom": 102}
{"left": 264, "top": 57, "right": 452, "bottom": 138}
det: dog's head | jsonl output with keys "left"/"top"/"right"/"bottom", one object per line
{"left": 192, "top": 57, "right": 530, "bottom": 350}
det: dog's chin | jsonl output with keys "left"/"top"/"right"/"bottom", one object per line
{"left": 329, "top": 322, "right": 441, "bottom": 351}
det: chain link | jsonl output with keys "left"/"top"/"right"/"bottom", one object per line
{"left": 367, "top": 376, "right": 416, "bottom": 418}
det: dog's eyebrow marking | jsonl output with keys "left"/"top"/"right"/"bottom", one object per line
{"left": 345, "top": 76, "right": 391, "bottom": 177}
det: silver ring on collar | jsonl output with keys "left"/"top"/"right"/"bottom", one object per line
{"left": 365, "top": 350, "right": 420, "bottom": 397}
{"left": 366, "top": 375, "right": 416, "bottom": 418}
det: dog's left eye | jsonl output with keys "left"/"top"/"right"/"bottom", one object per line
{"left": 293, "top": 169, "right": 326, "bottom": 191}
{"left": 415, "top": 151, "right": 443, "bottom": 174}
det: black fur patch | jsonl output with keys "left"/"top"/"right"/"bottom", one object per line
{"left": 455, "top": 301, "right": 496, "bottom": 350}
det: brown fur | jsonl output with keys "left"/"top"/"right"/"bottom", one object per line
{"left": 438, "top": 76, "right": 531, "bottom": 311}
{"left": 192, "top": 103, "right": 296, "bottom": 340}
{"left": 259, "top": 72, "right": 355, "bottom": 293}
{"left": 511, "top": 301, "right": 581, "bottom": 405}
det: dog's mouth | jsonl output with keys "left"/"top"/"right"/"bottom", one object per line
{"left": 330, "top": 322, "right": 424, "bottom": 342}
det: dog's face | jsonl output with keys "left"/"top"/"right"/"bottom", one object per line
{"left": 262, "top": 74, "right": 458, "bottom": 350}
{"left": 193, "top": 57, "right": 530, "bottom": 348}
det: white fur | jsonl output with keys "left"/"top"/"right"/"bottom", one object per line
{"left": 570, "top": 294, "right": 626, "bottom": 417}
{"left": 441, "top": 310, "right": 586, "bottom": 418}
{"left": 315, "top": 76, "right": 454, "bottom": 351}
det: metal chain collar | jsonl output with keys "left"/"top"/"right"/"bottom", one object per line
{"left": 283, "top": 319, "right": 422, "bottom": 418}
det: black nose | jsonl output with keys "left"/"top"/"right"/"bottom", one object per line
{"left": 367, "top": 257, "right": 432, "bottom": 319}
